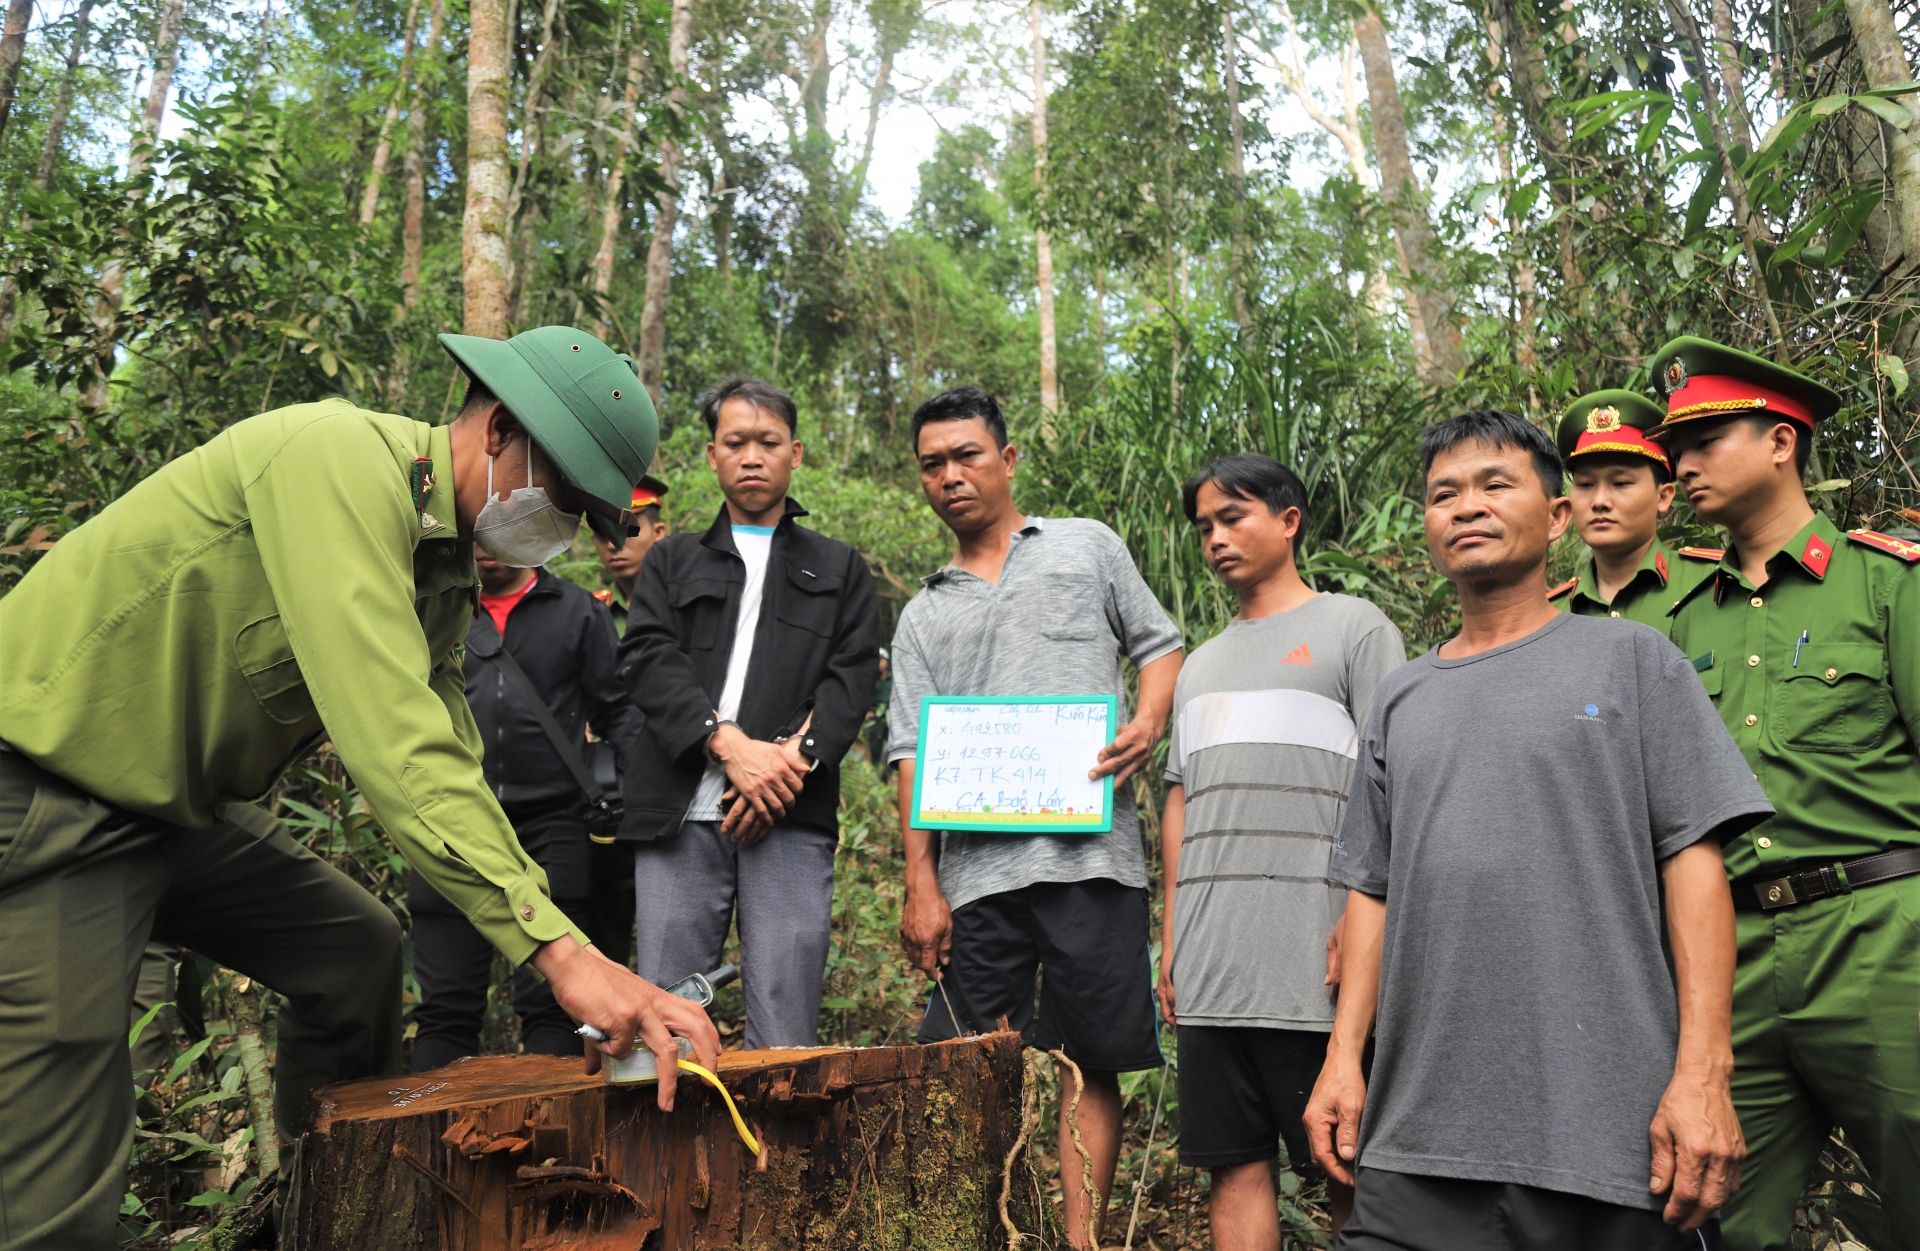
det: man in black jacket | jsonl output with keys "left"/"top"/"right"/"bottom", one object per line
{"left": 619, "top": 378, "right": 879, "bottom": 1048}
{"left": 411, "top": 546, "right": 645, "bottom": 1072}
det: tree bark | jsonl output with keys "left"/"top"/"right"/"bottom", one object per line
{"left": 1352, "top": 5, "right": 1464, "bottom": 385}
{"left": 845, "top": 13, "right": 903, "bottom": 219}
{"left": 290, "top": 1034, "right": 1037, "bottom": 1248}
{"left": 1843, "top": 0, "right": 1920, "bottom": 271}
{"left": 463, "top": 0, "right": 513, "bottom": 338}
{"left": 359, "top": 0, "right": 424, "bottom": 226}
{"left": 635, "top": 0, "right": 692, "bottom": 399}
{"left": 505, "top": 0, "right": 564, "bottom": 323}
{"left": 1031, "top": 0, "right": 1058, "bottom": 414}
{"left": 230, "top": 979, "right": 279, "bottom": 1180}
{"left": 0, "top": 0, "right": 37, "bottom": 145}
{"left": 591, "top": 36, "right": 647, "bottom": 344}
{"left": 389, "top": 0, "right": 446, "bottom": 407}
{"left": 1223, "top": 2, "right": 1255, "bottom": 348}
{"left": 1708, "top": 0, "right": 1755, "bottom": 149}
{"left": 31, "top": 0, "right": 94, "bottom": 191}
{"left": 711, "top": 116, "right": 737, "bottom": 282}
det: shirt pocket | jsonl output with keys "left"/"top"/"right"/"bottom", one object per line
{"left": 1036, "top": 577, "right": 1107, "bottom": 641}
{"left": 234, "top": 614, "right": 318, "bottom": 726}
{"left": 775, "top": 564, "right": 844, "bottom": 637}
{"left": 1774, "top": 644, "right": 1891, "bottom": 752}
{"left": 670, "top": 578, "right": 731, "bottom": 650}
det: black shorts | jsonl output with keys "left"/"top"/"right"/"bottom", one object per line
{"left": 1337, "top": 1168, "right": 1722, "bottom": 1251}
{"left": 916, "top": 878, "right": 1162, "bottom": 1073}
{"left": 1176, "top": 1024, "right": 1344, "bottom": 1174}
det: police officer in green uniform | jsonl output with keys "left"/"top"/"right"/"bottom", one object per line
{"left": 1548, "top": 389, "right": 1720, "bottom": 630}
{"left": 0, "top": 327, "right": 720, "bottom": 1249}
{"left": 1647, "top": 336, "right": 1920, "bottom": 1251}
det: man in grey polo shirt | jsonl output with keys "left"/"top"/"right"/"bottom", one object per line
{"left": 890, "top": 385, "right": 1184, "bottom": 1251}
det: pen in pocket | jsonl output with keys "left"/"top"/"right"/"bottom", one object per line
{"left": 1793, "top": 630, "right": 1808, "bottom": 667}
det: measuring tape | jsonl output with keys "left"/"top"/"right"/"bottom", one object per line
{"left": 676, "top": 1060, "right": 762, "bottom": 1156}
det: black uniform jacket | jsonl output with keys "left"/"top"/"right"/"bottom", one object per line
{"left": 465, "top": 570, "right": 645, "bottom": 809}
{"left": 616, "top": 499, "right": 880, "bottom": 840}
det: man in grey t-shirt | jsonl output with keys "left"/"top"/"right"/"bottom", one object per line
{"left": 890, "top": 386, "right": 1184, "bottom": 1250}
{"left": 1307, "top": 410, "right": 1772, "bottom": 1251}
{"left": 1158, "top": 454, "right": 1405, "bottom": 1247}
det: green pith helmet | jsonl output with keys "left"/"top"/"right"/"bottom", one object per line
{"left": 1555, "top": 390, "right": 1670, "bottom": 474}
{"left": 438, "top": 326, "right": 659, "bottom": 543}
{"left": 1644, "top": 336, "right": 1842, "bottom": 440}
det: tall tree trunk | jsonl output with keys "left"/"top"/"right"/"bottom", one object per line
{"left": 635, "top": 0, "right": 692, "bottom": 399}
{"left": 0, "top": 0, "right": 36, "bottom": 144}
{"left": 1483, "top": 7, "right": 1536, "bottom": 373}
{"left": 711, "top": 117, "right": 737, "bottom": 282}
{"left": 359, "top": 0, "right": 423, "bottom": 226}
{"left": 505, "top": 0, "right": 564, "bottom": 323}
{"left": 846, "top": 19, "right": 901, "bottom": 218}
{"left": 463, "top": 0, "right": 512, "bottom": 338}
{"left": 1493, "top": 0, "right": 1583, "bottom": 289}
{"left": 1352, "top": 5, "right": 1464, "bottom": 385}
{"left": 1223, "top": 3, "right": 1255, "bottom": 348}
{"left": 591, "top": 36, "right": 646, "bottom": 344}
{"left": 0, "top": 0, "right": 96, "bottom": 337}
{"left": 389, "top": 0, "right": 446, "bottom": 407}
{"left": 86, "top": 0, "right": 186, "bottom": 408}
{"left": 1844, "top": 0, "right": 1920, "bottom": 271}
{"left": 1031, "top": 0, "right": 1058, "bottom": 414}
{"left": 1708, "top": 0, "right": 1755, "bottom": 149}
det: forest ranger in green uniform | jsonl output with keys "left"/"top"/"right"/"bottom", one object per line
{"left": 1647, "top": 336, "right": 1920, "bottom": 1251}
{"left": 1548, "top": 389, "right": 1718, "bottom": 629}
{"left": 0, "top": 327, "right": 720, "bottom": 1250}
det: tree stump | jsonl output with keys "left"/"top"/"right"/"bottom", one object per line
{"left": 286, "top": 1031, "right": 1037, "bottom": 1250}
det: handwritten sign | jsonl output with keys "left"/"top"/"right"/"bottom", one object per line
{"left": 910, "top": 696, "right": 1118, "bottom": 833}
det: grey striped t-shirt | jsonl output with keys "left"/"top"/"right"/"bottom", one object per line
{"left": 888, "top": 517, "right": 1185, "bottom": 910}
{"left": 1166, "top": 593, "right": 1406, "bottom": 1029}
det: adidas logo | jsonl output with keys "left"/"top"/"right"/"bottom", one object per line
{"left": 1280, "top": 643, "right": 1313, "bottom": 665}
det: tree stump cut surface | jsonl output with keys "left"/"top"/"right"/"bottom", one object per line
{"left": 288, "top": 1031, "right": 1032, "bottom": 1250}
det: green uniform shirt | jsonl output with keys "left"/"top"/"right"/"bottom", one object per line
{"left": 0, "top": 399, "right": 589, "bottom": 963}
{"left": 1666, "top": 512, "right": 1920, "bottom": 884}
{"left": 1549, "top": 539, "right": 1717, "bottom": 633}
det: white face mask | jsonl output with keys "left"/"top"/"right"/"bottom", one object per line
{"left": 472, "top": 436, "right": 581, "bottom": 568}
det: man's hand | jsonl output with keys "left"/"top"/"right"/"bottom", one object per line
{"left": 531, "top": 936, "right": 722, "bottom": 1111}
{"left": 1325, "top": 911, "right": 1348, "bottom": 989}
{"left": 1303, "top": 1050, "right": 1367, "bottom": 1186}
{"left": 721, "top": 789, "right": 774, "bottom": 844}
{"left": 1155, "top": 956, "right": 1176, "bottom": 1025}
{"left": 900, "top": 879, "right": 953, "bottom": 977}
{"left": 1090, "top": 715, "right": 1160, "bottom": 786}
{"left": 1649, "top": 1059, "right": 1744, "bottom": 1231}
{"left": 710, "top": 723, "right": 807, "bottom": 830}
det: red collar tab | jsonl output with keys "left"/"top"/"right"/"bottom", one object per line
{"left": 1664, "top": 374, "right": 1815, "bottom": 428}
{"left": 1799, "top": 532, "right": 1832, "bottom": 578}
{"left": 1678, "top": 546, "right": 1725, "bottom": 561}
{"left": 1548, "top": 577, "right": 1578, "bottom": 600}
{"left": 1848, "top": 529, "right": 1920, "bottom": 562}
{"left": 1654, "top": 550, "right": 1669, "bottom": 583}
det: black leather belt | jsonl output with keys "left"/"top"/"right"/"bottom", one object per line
{"left": 1734, "top": 848, "right": 1920, "bottom": 912}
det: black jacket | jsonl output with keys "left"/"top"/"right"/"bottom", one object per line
{"left": 616, "top": 500, "right": 879, "bottom": 840}
{"left": 464, "top": 570, "right": 645, "bottom": 809}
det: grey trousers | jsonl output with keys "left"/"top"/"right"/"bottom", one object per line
{"left": 631, "top": 820, "right": 836, "bottom": 1050}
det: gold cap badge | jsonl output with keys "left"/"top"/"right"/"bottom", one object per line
{"left": 1585, "top": 406, "right": 1623, "bottom": 435}
{"left": 1664, "top": 360, "right": 1688, "bottom": 392}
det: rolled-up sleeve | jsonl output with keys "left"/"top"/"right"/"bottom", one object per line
{"left": 244, "top": 416, "right": 588, "bottom": 964}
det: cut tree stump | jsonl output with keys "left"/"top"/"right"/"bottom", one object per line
{"left": 286, "top": 1031, "right": 1038, "bottom": 1250}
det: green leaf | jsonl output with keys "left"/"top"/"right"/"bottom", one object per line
{"left": 1853, "top": 95, "right": 1914, "bottom": 129}
{"left": 164, "top": 1036, "right": 214, "bottom": 1085}
{"left": 1635, "top": 104, "right": 1673, "bottom": 155}
{"left": 1809, "top": 478, "right": 1853, "bottom": 492}
{"left": 821, "top": 997, "right": 858, "bottom": 1011}
{"left": 185, "top": 1188, "right": 239, "bottom": 1208}
{"left": 1878, "top": 353, "right": 1910, "bottom": 394}
{"left": 128, "top": 1001, "right": 171, "bottom": 1050}
{"left": 1811, "top": 94, "right": 1851, "bottom": 117}
{"left": 1685, "top": 163, "right": 1724, "bottom": 240}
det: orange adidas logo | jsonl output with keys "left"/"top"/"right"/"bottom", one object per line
{"left": 1281, "top": 643, "right": 1313, "bottom": 665}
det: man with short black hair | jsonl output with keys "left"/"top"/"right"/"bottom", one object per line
{"left": 1306, "top": 409, "right": 1772, "bottom": 1250}
{"left": 619, "top": 377, "right": 878, "bottom": 1048}
{"left": 1160, "top": 453, "right": 1405, "bottom": 1247}
{"left": 890, "top": 384, "right": 1185, "bottom": 1250}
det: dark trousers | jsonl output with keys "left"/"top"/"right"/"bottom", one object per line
{"left": 0, "top": 751, "right": 403, "bottom": 1250}
{"left": 586, "top": 838, "right": 636, "bottom": 968}
{"left": 1337, "top": 1167, "right": 1720, "bottom": 1251}
{"left": 409, "top": 803, "right": 590, "bottom": 1072}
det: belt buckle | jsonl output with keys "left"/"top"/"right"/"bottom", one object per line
{"left": 1756, "top": 876, "right": 1798, "bottom": 910}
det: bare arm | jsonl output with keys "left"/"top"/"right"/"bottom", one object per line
{"left": 896, "top": 758, "right": 953, "bottom": 978}
{"left": 1649, "top": 839, "right": 1744, "bottom": 1231}
{"left": 1156, "top": 783, "right": 1184, "bottom": 1024}
{"left": 1304, "top": 889, "right": 1384, "bottom": 1185}
{"left": 1092, "top": 649, "right": 1184, "bottom": 784}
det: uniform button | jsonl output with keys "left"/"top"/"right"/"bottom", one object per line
{"left": 1747, "top": 655, "right": 1760, "bottom": 666}
{"left": 1750, "top": 596, "right": 1763, "bottom": 607}
{"left": 1825, "top": 667, "right": 1838, "bottom": 680}
{"left": 519, "top": 904, "right": 536, "bottom": 921}
{"left": 1610, "top": 611, "right": 1621, "bottom": 618}
{"left": 1757, "top": 837, "right": 1772, "bottom": 848}
{"left": 1745, "top": 714, "right": 1759, "bottom": 726}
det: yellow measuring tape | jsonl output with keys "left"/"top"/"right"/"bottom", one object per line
{"left": 676, "top": 1060, "right": 761, "bottom": 1156}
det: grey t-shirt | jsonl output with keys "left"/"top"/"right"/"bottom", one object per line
{"left": 888, "top": 517, "right": 1184, "bottom": 910}
{"left": 1166, "top": 593, "right": 1406, "bottom": 1029}
{"left": 1329, "top": 613, "right": 1773, "bottom": 1209}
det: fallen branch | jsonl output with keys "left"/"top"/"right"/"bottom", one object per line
{"left": 999, "top": 1051, "right": 1040, "bottom": 1248}
{"left": 1049, "top": 1048, "right": 1099, "bottom": 1251}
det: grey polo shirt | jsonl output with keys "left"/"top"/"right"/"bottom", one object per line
{"left": 887, "top": 517, "right": 1184, "bottom": 910}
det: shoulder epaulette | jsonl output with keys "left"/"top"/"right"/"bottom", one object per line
{"left": 592, "top": 589, "right": 613, "bottom": 604}
{"left": 1847, "top": 529, "right": 1920, "bottom": 562}
{"left": 1547, "top": 577, "right": 1578, "bottom": 600}
{"left": 1678, "top": 546, "right": 1724, "bottom": 561}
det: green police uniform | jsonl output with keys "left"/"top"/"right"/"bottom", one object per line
{"left": 1549, "top": 389, "right": 1717, "bottom": 631}
{"left": 0, "top": 328, "right": 657, "bottom": 1247}
{"left": 1650, "top": 337, "right": 1920, "bottom": 1251}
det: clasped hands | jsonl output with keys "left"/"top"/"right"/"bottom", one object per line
{"left": 709, "top": 720, "right": 811, "bottom": 845}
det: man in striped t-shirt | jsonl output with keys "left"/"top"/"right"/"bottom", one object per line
{"left": 1157, "top": 454, "right": 1405, "bottom": 1247}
